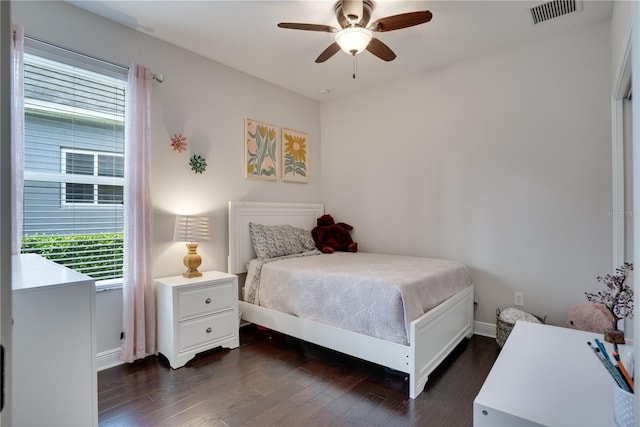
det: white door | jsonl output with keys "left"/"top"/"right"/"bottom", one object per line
{"left": 0, "top": 1, "right": 13, "bottom": 425}
{"left": 632, "top": 3, "right": 640, "bottom": 425}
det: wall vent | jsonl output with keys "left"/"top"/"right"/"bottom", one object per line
{"left": 530, "top": 0, "right": 581, "bottom": 25}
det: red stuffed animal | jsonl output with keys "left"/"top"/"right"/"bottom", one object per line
{"left": 311, "top": 214, "right": 358, "bottom": 254}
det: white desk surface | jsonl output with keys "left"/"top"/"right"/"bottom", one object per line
{"left": 474, "top": 321, "right": 629, "bottom": 426}
{"left": 12, "top": 253, "right": 92, "bottom": 292}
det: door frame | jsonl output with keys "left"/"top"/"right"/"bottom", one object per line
{"left": 612, "top": 19, "right": 632, "bottom": 271}
{"left": 0, "top": 1, "right": 13, "bottom": 426}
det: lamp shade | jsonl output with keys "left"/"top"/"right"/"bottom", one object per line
{"left": 173, "top": 216, "right": 210, "bottom": 242}
{"left": 335, "top": 27, "right": 372, "bottom": 54}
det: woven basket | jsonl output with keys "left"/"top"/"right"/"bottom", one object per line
{"left": 496, "top": 308, "right": 546, "bottom": 348}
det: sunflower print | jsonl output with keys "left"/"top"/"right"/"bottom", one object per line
{"left": 282, "top": 130, "right": 308, "bottom": 181}
{"left": 284, "top": 134, "right": 307, "bottom": 163}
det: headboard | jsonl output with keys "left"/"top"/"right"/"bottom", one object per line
{"left": 228, "top": 201, "right": 324, "bottom": 274}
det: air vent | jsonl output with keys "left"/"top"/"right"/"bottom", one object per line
{"left": 530, "top": 0, "right": 581, "bottom": 25}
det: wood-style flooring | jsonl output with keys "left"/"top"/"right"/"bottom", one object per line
{"left": 98, "top": 325, "right": 500, "bottom": 427}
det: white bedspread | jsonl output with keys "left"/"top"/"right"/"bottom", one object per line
{"left": 246, "top": 252, "right": 471, "bottom": 345}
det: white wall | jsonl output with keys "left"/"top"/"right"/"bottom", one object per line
{"left": 320, "top": 20, "right": 613, "bottom": 327}
{"left": 12, "top": 1, "right": 615, "bottom": 357}
{"left": 12, "top": 1, "right": 322, "bottom": 356}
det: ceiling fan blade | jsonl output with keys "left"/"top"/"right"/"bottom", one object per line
{"left": 370, "top": 11, "right": 433, "bottom": 32}
{"left": 342, "top": 0, "right": 363, "bottom": 22}
{"left": 366, "top": 38, "right": 396, "bottom": 62}
{"left": 278, "top": 22, "right": 338, "bottom": 33}
{"left": 315, "top": 42, "right": 341, "bottom": 63}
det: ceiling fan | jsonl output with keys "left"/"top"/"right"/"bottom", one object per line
{"left": 278, "top": 0, "right": 432, "bottom": 75}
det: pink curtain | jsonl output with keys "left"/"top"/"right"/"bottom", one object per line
{"left": 121, "top": 64, "right": 155, "bottom": 363}
{"left": 11, "top": 25, "right": 24, "bottom": 255}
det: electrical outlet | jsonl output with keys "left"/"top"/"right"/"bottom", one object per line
{"left": 514, "top": 292, "right": 524, "bottom": 307}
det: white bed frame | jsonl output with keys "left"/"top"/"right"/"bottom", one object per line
{"left": 228, "top": 201, "right": 474, "bottom": 399}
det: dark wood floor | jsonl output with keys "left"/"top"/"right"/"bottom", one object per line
{"left": 98, "top": 325, "right": 500, "bottom": 427}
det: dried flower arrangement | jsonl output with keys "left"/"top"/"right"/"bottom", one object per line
{"left": 585, "top": 262, "right": 634, "bottom": 343}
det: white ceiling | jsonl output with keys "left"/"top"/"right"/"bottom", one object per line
{"left": 68, "top": 0, "right": 613, "bottom": 101}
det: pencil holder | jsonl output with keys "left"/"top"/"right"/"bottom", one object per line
{"left": 614, "top": 385, "right": 634, "bottom": 427}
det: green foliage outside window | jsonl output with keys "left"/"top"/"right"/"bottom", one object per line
{"left": 21, "top": 233, "right": 124, "bottom": 281}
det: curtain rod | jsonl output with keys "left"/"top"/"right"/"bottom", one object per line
{"left": 24, "top": 34, "right": 164, "bottom": 83}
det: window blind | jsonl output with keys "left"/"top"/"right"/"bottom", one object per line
{"left": 21, "top": 50, "right": 127, "bottom": 283}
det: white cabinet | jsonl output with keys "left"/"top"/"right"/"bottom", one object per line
{"left": 156, "top": 271, "right": 239, "bottom": 368}
{"left": 12, "top": 254, "right": 97, "bottom": 426}
{"left": 474, "top": 321, "right": 623, "bottom": 426}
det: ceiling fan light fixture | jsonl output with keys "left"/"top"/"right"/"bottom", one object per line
{"left": 335, "top": 27, "right": 372, "bottom": 55}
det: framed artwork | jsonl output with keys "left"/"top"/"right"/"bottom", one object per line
{"left": 245, "top": 118, "right": 278, "bottom": 180}
{"left": 281, "top": 128, "right": 309, "bottom": 183}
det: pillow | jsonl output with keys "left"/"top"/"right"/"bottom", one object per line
{"left": 249, "top": 222, "right": 315, "bottom": 259}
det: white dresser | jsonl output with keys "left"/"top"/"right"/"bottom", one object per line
{"left": 12, "top": 254, "right": 97, "bottom": 426}
{"left": 156, "top": 271, "right": 239, "bottom": 368}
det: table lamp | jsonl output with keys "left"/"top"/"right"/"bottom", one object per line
{"left": 173, "top": 215, "right": 210, "bottom": 278}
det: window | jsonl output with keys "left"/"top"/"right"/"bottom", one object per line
{"left": 21, "top": 44, "right": 127, "bottom": 284}
{"left": 61, "top": 149, "right": 124, "bottom": 205}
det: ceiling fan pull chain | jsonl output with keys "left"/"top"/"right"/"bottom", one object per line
{"left": 352, "top": 52, "right": 357, "bottom": 79}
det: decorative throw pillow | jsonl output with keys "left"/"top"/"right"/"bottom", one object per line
{"left": 249, "top": 222, "right": 315, "bottom": 259}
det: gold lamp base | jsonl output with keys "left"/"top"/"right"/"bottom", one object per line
{"left": 182, "top": 242, "right": 203, "bottom": 278}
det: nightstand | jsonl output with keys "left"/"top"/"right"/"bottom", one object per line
{"left": 156, "top": 271, "right": 239, "bottom": 368}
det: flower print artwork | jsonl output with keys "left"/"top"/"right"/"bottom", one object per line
{"left": 245, "top": 119, "right": 277, "bottom": 181}
{"left": 281, "top": 128, "right": 309, "bottom": 183}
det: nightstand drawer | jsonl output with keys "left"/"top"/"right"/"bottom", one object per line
{"left": 177, "top": 282, "right": 234, "bottom": 320}
{"left": 178, "top": 310, "right": 235, "bottom": 352}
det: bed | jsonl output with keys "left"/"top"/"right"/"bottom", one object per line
{"left": 228, "top": 201, "right": 474, "bottom": 399}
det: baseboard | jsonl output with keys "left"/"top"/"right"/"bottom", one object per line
{"left": 97, "top": 348, "right": 124, "bottom": 371}
{"left": 474, "top": 320, "right": 496, "bottom": 338}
